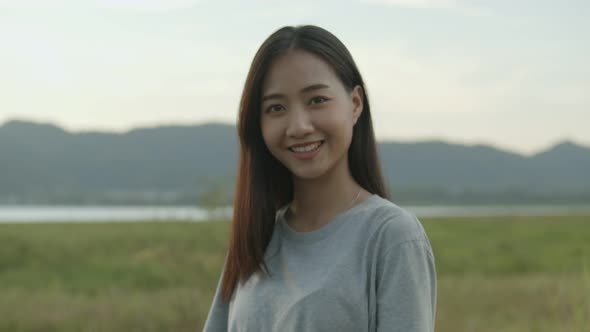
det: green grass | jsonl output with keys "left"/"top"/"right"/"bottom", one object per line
{"left": 1, "top": 215, "right": 589, "bottom": 331}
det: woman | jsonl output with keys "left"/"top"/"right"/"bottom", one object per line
{"left": 204, "top": 25, "right": 437, "bottom": 331}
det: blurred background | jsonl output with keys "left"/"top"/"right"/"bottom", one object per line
{"left": 0, "top": 0, "right": 589, "bottom": 331}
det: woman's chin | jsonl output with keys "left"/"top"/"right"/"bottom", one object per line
{"left": 289, "top": 167, "right": 328, "bottom": 181}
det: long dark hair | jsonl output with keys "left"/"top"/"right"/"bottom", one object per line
{"left": 220, "top": 25, "right": 389, "bottom": 301}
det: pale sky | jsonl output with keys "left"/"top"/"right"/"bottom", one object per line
{"left": 1, "top": 0, "right": 588, "bottom": 155}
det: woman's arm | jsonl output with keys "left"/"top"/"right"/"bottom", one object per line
{"left": 376, "top": 238, "right": 437, "bottom": 331}
{"left": 202, "top": 265, "right": 229, "bottom": 332}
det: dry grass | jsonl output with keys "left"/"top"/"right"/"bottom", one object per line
{"left": 1, "top": 215, "right": 589, "bottom": 331}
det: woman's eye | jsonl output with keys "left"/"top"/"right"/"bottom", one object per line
{"left": 309, "top": 96, "right": 328, "bottom": 105}
{"left": 267, "top": 104, "right": 285, "bottom": 113}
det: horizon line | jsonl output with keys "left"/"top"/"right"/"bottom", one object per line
{"left": 1, "top": 117, "right": 588, "bottom": 157}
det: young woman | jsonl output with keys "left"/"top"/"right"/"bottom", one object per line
{"left": 204, "top": 25, "right": 437, "bottom": 332}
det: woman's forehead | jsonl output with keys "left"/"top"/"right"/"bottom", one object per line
{"left": 261, "top": 49, "right": 340, "bottom": 95}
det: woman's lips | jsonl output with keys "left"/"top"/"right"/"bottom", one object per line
{"left": 289, "top": 140, "right": 324, "bottom": 160}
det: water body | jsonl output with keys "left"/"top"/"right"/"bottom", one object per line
{"left": 0, "top": 204, "right": 589, "bottom": 223}
{"left": 0, "top": 206, "right": 230, "bottom": 223}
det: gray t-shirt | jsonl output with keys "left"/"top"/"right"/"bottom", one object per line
{"left": 203, "top": 194, "right": 437, "bottom": 331}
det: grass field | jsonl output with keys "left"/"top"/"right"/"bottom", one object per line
{"left": 1, "top": 215, "right": 589, "bottom": 331}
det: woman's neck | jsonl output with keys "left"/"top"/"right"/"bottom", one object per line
{"left": 288, "top": 165, "right": 367, "bottom": 232}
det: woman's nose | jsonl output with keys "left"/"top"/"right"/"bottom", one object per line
{"left": 285, "top": 108, "right": 313, "bottom": 138}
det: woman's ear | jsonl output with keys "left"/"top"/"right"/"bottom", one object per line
{"left": 351, "top": 85, "right": 364, "bottom": 125}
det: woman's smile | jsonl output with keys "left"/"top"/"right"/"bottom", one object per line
{"left": 288, "top": 140, "right": 324, "bottom": 160}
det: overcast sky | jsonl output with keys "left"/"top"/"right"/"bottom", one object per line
{"left": 1, "top": 0, "right": 588, "bottom": 155}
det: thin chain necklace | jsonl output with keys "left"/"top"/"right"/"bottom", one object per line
{"left": 345, "top": 187, "right": 363, "bottom": 212}
{"left": 287, "top": 187, "right": 363, "bottom": 224}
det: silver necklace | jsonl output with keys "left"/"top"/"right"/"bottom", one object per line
{"left": 287, "top": 187, "right": 362, "bottom": 223}
{"left": 346, "top": 187, "right": 363, "bottom": 211}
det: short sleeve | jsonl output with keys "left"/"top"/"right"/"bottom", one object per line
{"left": 202, "top": 265, "right": 229, "bottom": 332}
{"left": 376, "top": 239, "right": 437, "bottom": 332}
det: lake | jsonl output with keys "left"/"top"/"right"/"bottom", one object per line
{"left": 1, "top": 204, "right": 590, "bottom": 223}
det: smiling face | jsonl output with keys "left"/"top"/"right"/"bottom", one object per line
{"left": 260, "top": 49, "right": 363, "bottom": 181}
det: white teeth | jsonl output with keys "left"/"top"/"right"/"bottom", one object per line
{"left": 290, "top": 141, "right": 322, "bottom": 153}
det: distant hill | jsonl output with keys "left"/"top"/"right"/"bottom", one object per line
{"left": 1, "top": 119, "right": 589, "bottom": 205}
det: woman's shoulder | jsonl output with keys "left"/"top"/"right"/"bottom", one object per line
{"left": 359, "top": 194, "right": 431, "bottom": 249}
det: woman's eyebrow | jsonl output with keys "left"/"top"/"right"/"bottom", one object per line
{"left": 262, "top": 83, "right": 331, "bottom": 102}
{"left": 301, "top": 83, "right": 330, "bottom": 94}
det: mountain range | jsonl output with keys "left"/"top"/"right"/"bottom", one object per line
{"left": 1, "top": 119, "right": 589, "bottom": 205}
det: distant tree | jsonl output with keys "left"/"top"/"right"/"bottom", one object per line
{"left": 197, "top": 178, "right": 232, "bottom": 220}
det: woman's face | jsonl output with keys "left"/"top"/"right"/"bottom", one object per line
{"left": 260, "top": 49, "right": 363, "bottom": 181}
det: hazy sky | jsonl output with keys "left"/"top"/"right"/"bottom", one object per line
{"left": 1, "top": 0, "right": 588, "bottom": 155}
